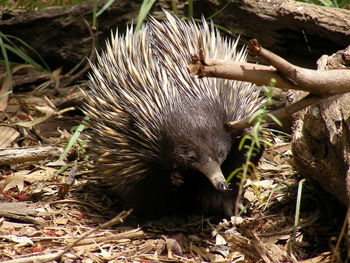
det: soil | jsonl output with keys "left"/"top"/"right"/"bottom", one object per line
{"left": 0, "top": 84, "right": 347, "bottom": 262}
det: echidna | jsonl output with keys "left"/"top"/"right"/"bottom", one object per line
{"left": 83, "top": 12, "right": 263, "bottom": 217}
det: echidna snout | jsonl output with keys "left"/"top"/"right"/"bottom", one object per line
{"left": 198, "top": 158, "right": 229, "bottom": 191}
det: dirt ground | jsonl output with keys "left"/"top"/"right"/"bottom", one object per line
{"left": 0, "top": 79, "right": 348, "bottom": 262}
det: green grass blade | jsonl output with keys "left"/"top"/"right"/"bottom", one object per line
{"left": 0, "top": 33, "right": 12, "bottom": 91}
{"left": 0, "top": 91, "right": 12, "bottom": 100}
{"left": 338, "top": 0, "right": 350, "bottom": 8}
{"left": 226, "top": 167, "right": 243, "bottom": 182}
{"left": 2, "top": 33, "right": 50, "bottom": 71}
{"left": 96, "top": 0, "right": 117, "bottom": 17}
{"left": 291, "top": 179, "right": 305, "bottom": 247}
{"left": 318, "top": 0, "right": 335, "bottom": 6}
{"left": 92, "top": 0, "right": 97, "bottom": 28}
{"left": 59, "top": 116, "right": 88, "bottom": 161}
{"left": 171, "top": 0, "right": 177, "bottom": 14}
{"left": 207, "top": 1, "right": 230, "bottom": 19}
{"left": 3, "top": 43, "right": 44, "bottom": 71}
{"left": 267, "top": 112, "right": 283, "bottom": 127}
{"left": 188, "top": 0, "right": 193, "bottom": 18}
{"left": 135, "top": 0, "right": 156, "bottom": 32}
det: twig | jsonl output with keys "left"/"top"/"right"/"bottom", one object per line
{"left": 70, "top": 228, "right": 144, "bottom": 246}
{"left": 48, "top": 199, "right": 105, "bottom": 212}
{"left": 225, "top": 93, "right": 330, "bottom": 130}
{"left": 250, "top": 231, "right": 272, "bottom": 263}
{"left": 248, "top": 39, "right": 350, "bottom": 95}
{"left": 0, "top": 146, "right": 63, "bottom": 165}
{"left": 0, "top": 213, "right": 43, "bottom": 225}
{"left": 188, "top": 49, "right": 294, "bottom": 91}
{"left": 1, "top": 209, "right": 133, "bottom": 263}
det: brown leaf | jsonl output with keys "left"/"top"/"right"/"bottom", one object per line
{"left": 3, "top": 173, "right": 25, "bottom": 192}
{"left": 0, "top": 126, "right": 20, "bottom": 149}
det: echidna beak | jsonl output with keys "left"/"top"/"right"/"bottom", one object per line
{"left": 198, "top": 158, "right": 228, "bottom": 191}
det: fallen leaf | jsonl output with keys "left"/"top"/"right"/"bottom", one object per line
{"left": 3, "top": 174, "right": 25, "bottom": 192}
{"left": 54, "top": 217, "right": 68, "bottom": 225}
{"left": 0, "top": 126, "right": 20, "bottom": 149}
{"left": 215, "top": 233, "right": 227, "bottom": 245}
{"left": 244, "top": 188, "right": 256, "bottom": 202}
{"left": 23, "top": 167, "right": 57, "bottom": 183}
{"left": 1, "top": 235, "right": 34, "bottom": 247}
{"left": 0, "top": 74, "right": 11, "bottom": 112}
{"left": 16, "top": 105, "right": 55, "bottom": 127}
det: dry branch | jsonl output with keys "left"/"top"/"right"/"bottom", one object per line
{"left": 247, "top": 40, "right": 350, "bottom": 95}
{"left": 0, "top": 146, "right": 63, "bottom": 165}
{"left": 1, "top": 0, "right": 349, "bottom": 72}
{"left": 189, "top": 40, "right": 350, "bottom": 130}
{"left": 225, "top": 94, "right": 329, "bottom": 131}
{"left": 189, "top": 41, "right": 350, "bottom": 95}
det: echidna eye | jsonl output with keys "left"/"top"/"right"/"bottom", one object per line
{"left": 188, "top": 154, "right": 198, "bottom": 162}
{"left": 187, "top": 151, "right": 198, "bottom": 163}
{"left": 184, "top": 149, "right": 198, "bottom": 162}
{"left": 218, "top": 148, "right": 226, "bottom": 159}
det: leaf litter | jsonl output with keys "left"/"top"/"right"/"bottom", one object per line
{"left": 0, "top": 79, "right": 347, "bottom": 262}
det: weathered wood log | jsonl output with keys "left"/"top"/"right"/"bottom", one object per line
{"left": 0, "top": 1, "right": 140, "bottom": 70}
{"left": 291, "top": 46, "right": 350, "bottom": 206}
{"left": 0, "top": 0, "right": 349, "bottom": 71}
{"left": 203, "top": 0, "right": 350, "bottom": 68}
{"left": 292, "top": 94, "right": 350, "bottom": 206}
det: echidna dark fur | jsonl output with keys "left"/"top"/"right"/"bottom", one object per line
{"left": 82, "top": 12, "right": 263, "bottom": 218}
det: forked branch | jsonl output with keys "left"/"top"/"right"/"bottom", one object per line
{"left": 188, "top": 40, "right": 350, "bottom": 130}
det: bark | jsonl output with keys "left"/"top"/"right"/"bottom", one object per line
{"left": 1, "top": 0, "right": 349, "bottom": 71}
{"left": 292, "top": 93, "right": 350, "bottom": 206}
{"left": 0, "top": 1, "right": 140, "bottom": 70}
{"left": 204, "top": 0, "right": 350, "bottom": 68}
{"left": 291, "top": 46, "right": 350, "bottom": 206}
{"left": 0, "top": 146, "right": 63, "bottom": 165}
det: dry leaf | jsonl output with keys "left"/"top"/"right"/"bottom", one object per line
{"left": 215, "top": 233, "right": 227, "bottom": 245}
{"left": 251, "top": 179, "right": 275, "bottom": 189}
{"left": 243, "top": 188, "right": 256, "bottom": 202}
{"left": 16, "top": 105, "right": 55, "bottom": 127}
{"left": 54, "top": 217, "right": 68, "bottom": 225}
{"left": 0, "top": 75, "right": 10, "bottom": 112}
{"left": 3, "top": 174, "right": 25, "bottom": 192}
{"left": 23, "top": 167, "right": 57, "bottom": 183}
{"left": 259, "top": 163, "right": 281, "bottom": 171}
{"left": 0, "top": 126, "right": 20, "bottom": 149}
{"left": 47, "top": 160, "right": 66, "bottom": 166}
{"left": 1, "top": 235, "right": 34, "bottom": 247}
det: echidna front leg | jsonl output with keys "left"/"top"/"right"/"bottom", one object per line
{"left": 194, "top": 177, "right": 237, "bottom": 217}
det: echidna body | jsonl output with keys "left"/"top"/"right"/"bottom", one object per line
{"left": 83, "top": 12, "right": 262, "bottom": 217}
